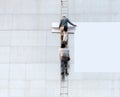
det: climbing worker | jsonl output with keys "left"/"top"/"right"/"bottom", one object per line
{"left": 59, "top": 42, "right": 70, "bottom": 77}
{"left": 59, "top": 16, "right": 77, "bottom": 42}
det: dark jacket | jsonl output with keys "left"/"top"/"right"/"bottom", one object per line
{"left": 59, "top": 18, "right": 76, "bottom": 28}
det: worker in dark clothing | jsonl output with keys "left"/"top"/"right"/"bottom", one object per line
{"left": 59, "top": 16, "right": 76, "bottom": 32}
{"left": 59, "top": 16, "right": 76, "bottom": 43}
{"left": 59, "top": 42, "right": 70, "bottom": 76}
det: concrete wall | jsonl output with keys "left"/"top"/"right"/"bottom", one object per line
{"left": 0, "top": 0, "right": 120, "bottom": 97}
{"left": 69, "top": 0, "right": 120, "bottom": 22}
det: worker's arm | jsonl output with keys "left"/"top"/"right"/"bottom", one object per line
{"left": 67, "top": 18, "right": 76, "bottom": 26}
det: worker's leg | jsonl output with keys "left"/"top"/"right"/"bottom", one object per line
{"left": 63, "top": 26, "right": 68, "bottom": 46}
{"left": 63, "top": 31, "right": 68, "bottom": 42}
{"left": 61, "top": 34, "right": 63, "bottom": 41}
{"left": 61, "top": 61, "right": 65, "bottom": 75}
{"left": 60, "top": 31, "right": 64, "bottom": 45}
{"left": 60, "top": 26, "right": 64, "bottom": 41}
{"left": 65, "top": 61, "right": 69, "bottom": 75}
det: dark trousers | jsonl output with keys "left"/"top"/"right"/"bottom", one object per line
{"left": 64, "top": 26, "right": 68, "bottom": 32}
{"left": 61, "top": 61, "right": 68, "bottom": 73}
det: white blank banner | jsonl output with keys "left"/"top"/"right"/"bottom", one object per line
{"left": 74, "top": 22, "right": 120, "bottom": 72}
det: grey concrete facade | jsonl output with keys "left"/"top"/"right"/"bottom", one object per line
{"left": 0, "top": 0, "right": 120, "bottom": 97}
